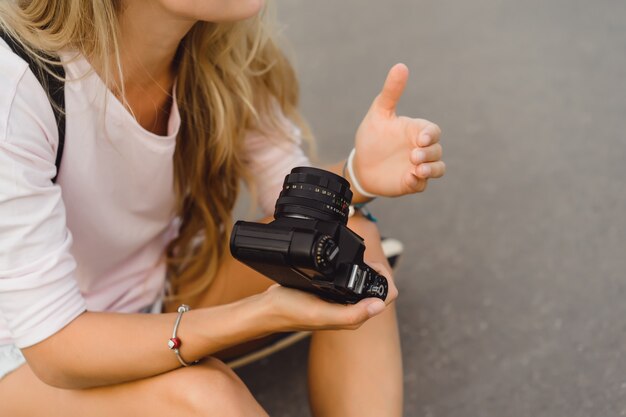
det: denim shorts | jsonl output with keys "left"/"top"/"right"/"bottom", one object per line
{"left": 0, "top": 297, "right": 163, "bottom": 381}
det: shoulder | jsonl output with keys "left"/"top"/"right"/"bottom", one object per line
{"left": 0, "top": 38, "right": 58, "bottom": 149}
{"left": 0, "top": 37, "right": 29, "bottom": 79}
{"left": 0, "top": 38, "right": 29, "bottom": 137}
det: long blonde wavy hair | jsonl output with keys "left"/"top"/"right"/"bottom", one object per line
{"left": 0, "top": 1, "right": 309, "bottom": 302}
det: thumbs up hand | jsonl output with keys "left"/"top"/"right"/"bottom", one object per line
{"left": 352, "top": 63, "right": 445, "bottom": 197}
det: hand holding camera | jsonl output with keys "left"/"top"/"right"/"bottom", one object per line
{"left": 260, "top": 281, "right": 388, "bottom": 333}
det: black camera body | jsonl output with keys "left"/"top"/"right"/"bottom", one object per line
{"left": 230, "top": 167, "right": 388, "bottom": 304}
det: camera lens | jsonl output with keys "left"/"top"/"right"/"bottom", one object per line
{"left": 274, "top": 167, "right": 353, "bottom": 224}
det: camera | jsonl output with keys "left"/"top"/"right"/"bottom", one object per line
{"left": 230, "top": 167, "right": 388, "bottom": 304}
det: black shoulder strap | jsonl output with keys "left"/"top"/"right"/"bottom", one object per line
{"left": 0, "top": 31, "right": 66, "bottom": 183}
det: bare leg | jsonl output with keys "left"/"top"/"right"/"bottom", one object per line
{"left": 0, "top": 357, "right": 268, "bottom": 417}
{"left": 308, "top": 306, "right": 403, "bottom": 417}
{"left": 308, "top": 215, "right": 404, "bottom": 417}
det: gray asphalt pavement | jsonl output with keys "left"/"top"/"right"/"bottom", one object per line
{"left": 235, "top": 1, "right": 626, "bottom": 415}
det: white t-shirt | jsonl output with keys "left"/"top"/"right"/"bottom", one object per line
{"left": 0, "top": 40, "right": 310, "bottom": 348}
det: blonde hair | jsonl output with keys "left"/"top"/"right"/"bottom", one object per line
{"left": 0, "top": 1, "right": 310, "bottom": 302}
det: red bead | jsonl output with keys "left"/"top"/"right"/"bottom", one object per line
{"left": 168, "top": 337, "right": 181, "bottom": 350}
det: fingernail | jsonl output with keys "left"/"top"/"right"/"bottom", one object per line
{"left": 413, "top": 149, "right": 426, "bottom": 163}
{"left": 420, "top": 165, "right": 431, "bottom": 177}
{"left": 367, "top": 300, "right": 386, "bottom": 317}
{"left": 419, "top": 134, "right": 431, "bottom": 146}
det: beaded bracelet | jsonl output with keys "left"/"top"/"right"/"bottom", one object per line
{"left": 168, "top": 304, "right": 198, "bottom": 367}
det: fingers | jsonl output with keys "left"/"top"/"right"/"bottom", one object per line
{"left": 403, "top": 117, "right": 442, "bottom": 147}
{"left": 314, "top": 297, "right": 386, "bottom": 330}
{"left": 403, "top": 118, "right": 444, "bottom": 180}
{"left": 411, "top": 143, "right": 442, "bottom": 164}
{"left": 403, "top": 172, "right": 428, "bottom": 193}
{"left": 267, "top": 285, "right": 388, "bottom": 332}
{"left": 346, "top": 298, "right": 387, "bottom": 325}
{"left": 414, "top": 161, "right": 446, "bottom": 179}
{"left": 411, "top": 145, "right": 445, "bottom": 178}
{"left": 418, "top": 122, "right": 442, "bottom": 147}
{"left": 374, "top": 63, "right": 409, "bottom": 116}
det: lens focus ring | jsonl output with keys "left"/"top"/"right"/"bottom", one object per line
{"left": 275, "top": 167, "right": 354, "bottom": 223}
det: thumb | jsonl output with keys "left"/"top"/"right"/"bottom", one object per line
{"left": 374, "top": 63, "right": 409, "bottom": 116}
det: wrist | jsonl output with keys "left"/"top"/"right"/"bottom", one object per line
{"left": 241, "top": 292, "right": 280, "bottom": 336}
{"left": 187, "top": 294, "right": 275, "bottom": 357}
{"left": 252, "top": 289, "right": 294, "bottom": 333}
{"left": 344, "top": 148, "right": 378, "bottom": 201}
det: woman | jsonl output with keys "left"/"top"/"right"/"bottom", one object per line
{"left": 0, "top": 1, "right": 445, "bottom": 416}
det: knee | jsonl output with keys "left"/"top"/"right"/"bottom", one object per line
{"left": 162, "top": 357, "right": 265, "bottom": 417}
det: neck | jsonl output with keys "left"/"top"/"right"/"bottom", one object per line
{"left": 116, "top": 2, "right": 195, "bottom": 93}
{"left": 111, "top": 2, "right": 196, "bottom": 134}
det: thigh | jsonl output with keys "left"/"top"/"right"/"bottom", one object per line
{"left": 0, "top": 357, "right": 266, "bottom": 417}
{"left": 308, "top": 304, "right": 403, "bottom": 417}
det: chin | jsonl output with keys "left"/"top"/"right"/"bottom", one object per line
{"left": 230, "top": 0, "right": 265, "bottom": 21}
{"left": 161, "top": 0, "right": 265, "bottom": 22}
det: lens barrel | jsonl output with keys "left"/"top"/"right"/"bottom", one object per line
{"left": 274, "top": 167, "right": 353, "bottom": 224}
